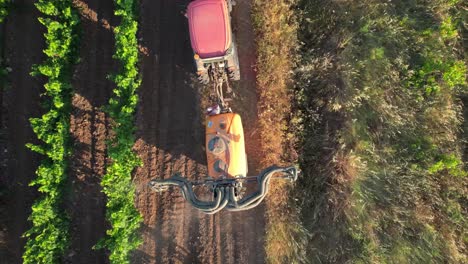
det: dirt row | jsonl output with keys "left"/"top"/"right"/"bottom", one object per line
{"left": 0, "top": 1, "right": 44, "bottom": 263}
{"left": 0, "top": 0, "right": 266, "bottom": 263}
{"left": 66, "top": 0, "right": 116, "bottom": 262}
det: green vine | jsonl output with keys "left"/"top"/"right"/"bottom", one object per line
{"left": 95, "top": 0, "right": 143, "bottom": 263}
{"left": 22, "top": 0, "right": 79, "bottom": 263}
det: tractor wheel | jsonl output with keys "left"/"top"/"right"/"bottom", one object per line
{"left": 198, "top": 72, "right": 210, "bottom": 84}
{"left": 227, "top": 0, "right": 235, "bottom": 12}
{"left": 228, "top": 68, "right": 240, "bottom": 81}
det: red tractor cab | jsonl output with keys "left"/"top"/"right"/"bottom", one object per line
{"left": 187, "top": 0, "right": 240, "bottom": 83}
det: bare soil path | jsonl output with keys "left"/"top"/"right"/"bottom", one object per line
{"left": 0, "top": 1, "right": 45, "bottom": 263}
{"left": 133, "top": 0, "right": 266, "bottom": 263}
{"left": 65, "top": 0, "right": 117, "bottom": 263}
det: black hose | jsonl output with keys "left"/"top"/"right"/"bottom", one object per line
{"left": 148, "top": 166, "right": 298, "bottom": 213}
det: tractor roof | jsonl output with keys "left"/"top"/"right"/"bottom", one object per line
{"left": 187, "top": 0, "right": 232, "bottom": 58}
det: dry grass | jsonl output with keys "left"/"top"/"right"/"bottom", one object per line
{"left": 252, "top": 0, "right": 295, "bottom": 164}
{"left": 252, "top": 0, "right": 467, "bottom": 262}
{"left": 251, "top": 0, "right": 308, "bottom": 263}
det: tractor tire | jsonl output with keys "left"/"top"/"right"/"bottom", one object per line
{"left": 227, "top": 0, "right": 235, "bottom": 12}
{"left": 198, "top": 72, "right": 210, "bottom": 84}
{"left": 228, "top": 68, "right": 240, "bottom": 81}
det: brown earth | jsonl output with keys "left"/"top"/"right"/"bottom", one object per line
{"left": 65, "top": 0, "right": 117, "bottom": 263}
{"left": 0, "top": 1, "right": 45, "bottom": 263}
{"left": 0, "top": 0, "right": 267, "bottom": 263}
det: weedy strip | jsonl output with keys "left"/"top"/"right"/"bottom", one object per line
{"left": 251, "top": 0, "right": 308, "bottom": 263}
{"left": 95, "top": 0, "right": 143, "bottom": 263}
{"left": 22, "top": 0, "right": 80, "bottom": 263}
{"left": 296, "top": 0, "right": 467, "bottom": 262}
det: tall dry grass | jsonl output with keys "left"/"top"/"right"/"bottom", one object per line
{"left": 251, "top": 0, "right": 308, "bottom": 263}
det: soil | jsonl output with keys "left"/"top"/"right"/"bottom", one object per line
{"left": 65, "top": 0, "right": 117, "bottom": 263}
{"left": 0, "top": 1, "right": 45, "bottom": 263}
{"left": 0, "top": 0, "right": 266, "bottom": 263}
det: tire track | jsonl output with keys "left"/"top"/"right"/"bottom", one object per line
{"left": 134, "top": 0, "right": 203, "bottom": 263}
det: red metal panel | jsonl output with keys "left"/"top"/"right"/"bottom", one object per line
{"left": 188, "top": 0, "right": 232, "bottom": 58}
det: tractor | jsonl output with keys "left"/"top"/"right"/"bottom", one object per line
{"left": 148, "top": 0, "right": 298, "bottom": 214}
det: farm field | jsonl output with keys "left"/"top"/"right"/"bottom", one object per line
{"left": 1, "top": 0, "right": 266, "bottom": 263}
{"left": 0, "top": 0, "right": 466, "bottom": 264}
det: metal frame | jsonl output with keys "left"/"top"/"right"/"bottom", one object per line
{"left": 149, "top": 166, "right": 298, "bottom": 214}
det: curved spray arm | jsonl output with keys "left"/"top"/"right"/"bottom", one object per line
{"left": 148, "top": 166, "right": 298, "bottom": 214}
